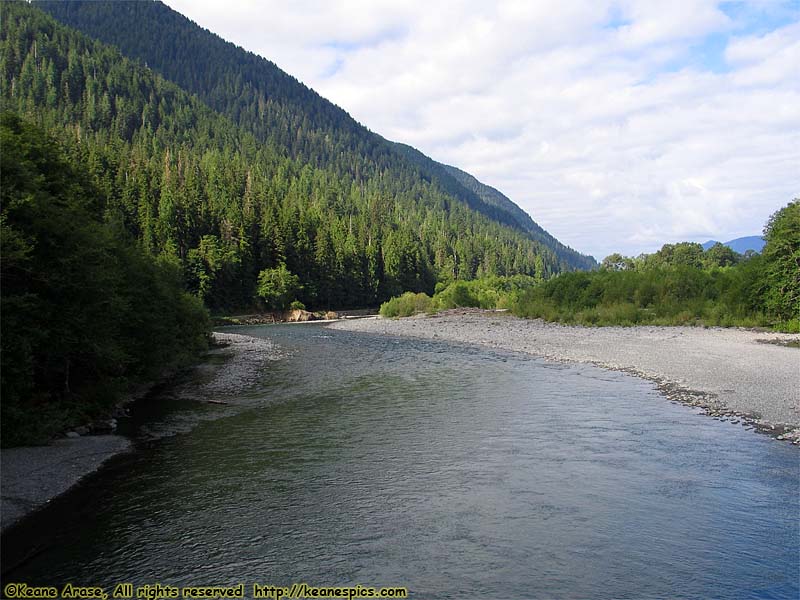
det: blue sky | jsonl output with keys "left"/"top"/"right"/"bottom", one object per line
{"left": 164, "top": 0, "right": 799, "bottom": 259}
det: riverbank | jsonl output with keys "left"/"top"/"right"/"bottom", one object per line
{"left": 212, "top": 308, "right": 377, "bottom": 326}
{"left": 0, "top": 436, "right": 131, "bottom": 531}
{"left": 329, "top": 311, "right": 800, "bottom": 442}
{"left": 177, "top": 331, "right": 282, "bottom": 401}
{"left": 0, "top": 332, "right": 276, "bottom": 532}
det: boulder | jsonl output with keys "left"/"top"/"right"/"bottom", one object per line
{"left": 286, "top": 309, "right": 318, "bottom": 322}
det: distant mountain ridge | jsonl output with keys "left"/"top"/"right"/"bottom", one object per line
{"left": 701, "top": 236, "right": 765, "bottom": 254}
{"left": 36, "top": 0, "right": 595, "bottom": 272}
{"left": 439, "top": 163, "right": 588, "bottom": 266}
{"left": 390, "top": 144, "right": 595, "bottom": 269}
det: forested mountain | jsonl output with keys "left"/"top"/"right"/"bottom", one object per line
{"left": 2, "top": 1, "right": 593, "bottom": 316}
{"left": 440, "top": 163, "right": 593, "bottom": 269}
{"left": 34, "top": 1, "right": 595, "bottom": 268}
{"left": 36, "top": 0, "right": 594, "bottom": 276}
{"left": 388, "top": 144, "right": 595, "bottom": 270}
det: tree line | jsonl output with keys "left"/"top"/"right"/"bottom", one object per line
{"left": 380, "top": 202, "right": 800, "bottom": 331}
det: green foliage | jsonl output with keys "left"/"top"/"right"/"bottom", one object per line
{"left": 433, "top": 275, "right": 538, "bottom": 310}
{"left": 435, "top": 281, "right": 482, "bottom": 309}
{"left": 655, "top": 242, "right": 705, "bottom": 269}
{"left": 0, "top": 112, "right": 209, "bottom": 446}
{"left": 511, "top": 264, "right": 769, "bottom": 327}
{"left": 289, "top": 300, "right": 307, "bottom": 311}
{"left": 703, "top": 242, "right": 739, "bottom": 268}
{"left": 761, "top": 199, "right": 800, "bottom": 324}
{"left": 257, "top": 264, "right": 301, "bottom": 310}
{"left": 583, "top": 203, "right": 797, "bottom": 329}
{"left": 601, "top": 253, "right": 635, "bottom": 271}
{"left": 186, "top": 235, "right": 241, "bottom": 311}
{"left": 602, "top": 242, "right": 743, "bottom": 273}
{"left": 379, "top": 292, "right": 434, "bottom": 318}
{"left": 380, "top": 275, "right": 538, "bottom": 315}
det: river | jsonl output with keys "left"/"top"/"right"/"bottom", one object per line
{"left": 2, "top": 324, "right": 798, "bottom": 599}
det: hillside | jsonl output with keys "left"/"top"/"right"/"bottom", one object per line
{"left": 440, "top": 163, "right": 594, "bottom": 269}
{"left": 36, "top": 0, "right": 595, "bottom": 275}
{"left": 2, "top": 1, "right": 568, "bottom": 310}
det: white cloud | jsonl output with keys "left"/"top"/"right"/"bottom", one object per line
{"left": 164, "top": 0, "right": 800, "bottom": 259}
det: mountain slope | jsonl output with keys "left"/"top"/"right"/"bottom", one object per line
{"left": 440, "top": 163, "right": 593, "bottom": 269}
{"left": 36, "top": 0, "right": 595, "bottom": 272}
{"left": 3, "top": 1, "right": 592, "bottom": 311}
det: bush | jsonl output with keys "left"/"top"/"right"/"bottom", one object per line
{"left": 257, "top": 264, "right": 301, "bottom": 310}
{"left": 379, "top": 292, "right": 433, "bottom": 318}
{"left": 434, "top": 281, "right": 481, "bottom": 310}
{"left": 433, "top": 276, "right": 538, "bottom": 311}
{"left": 510, "top": 266, "right": 772, "bottom": 328}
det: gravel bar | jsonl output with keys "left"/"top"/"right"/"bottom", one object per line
{"left": 329, "top": 311, "right": 800, "bottom": 442}
{"left": 1, "top": 435, "right": 131, "bottom": 531}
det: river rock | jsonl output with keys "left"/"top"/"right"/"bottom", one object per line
{"left": 287, "top": 309, "right": 318, "bottom": 322}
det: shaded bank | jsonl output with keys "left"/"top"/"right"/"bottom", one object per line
{"left": 0, "top": 333, "right": 275, "bottom": 532}
{"left": 0, "top": 436, "right": 131, "bottom": 531}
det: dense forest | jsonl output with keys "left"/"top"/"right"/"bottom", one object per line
{"left": 36, "top": 0, "right": 595, "bottom": 273}
{"left": 1, "top": 113, "right": 209, "bottom": 446}
{"left": 381, "top": 201, "right": 800, "bottom": 331}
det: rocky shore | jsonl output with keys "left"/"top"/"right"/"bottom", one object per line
{"left": 329, "top": 311, "right": 800, "bottom": 443}
{"left": 180, "top": 331, "right": 282, "bottom": 399}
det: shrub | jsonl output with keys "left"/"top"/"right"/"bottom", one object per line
{"left": 434, "top": 281, "right": 481, "bottom": 310}
{"left": 256, "top": 264, "right": 301, "bottom": 310}
{"left": 379, "top": 292, "right": 433, "bottom": 318}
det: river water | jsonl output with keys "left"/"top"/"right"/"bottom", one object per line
{"left": 3, "top": 324, "right": 798, "bottom": 598}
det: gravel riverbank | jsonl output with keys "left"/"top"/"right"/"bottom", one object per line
{"left": 0, "top": 435, "right": 131, "bottom": 531}
{"left": 329, "top": 311, "right": 800, "bottom": 442}
{"left": 179, "top": 331, "right": 282, "bottom": 400}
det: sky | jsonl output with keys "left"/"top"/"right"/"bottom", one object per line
{"left": 162, "top": 0, "right": 800, "bottom": 260}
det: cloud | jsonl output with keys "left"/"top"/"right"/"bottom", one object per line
{"left": 164, "top": 0, "right": 800, "bottom": 259}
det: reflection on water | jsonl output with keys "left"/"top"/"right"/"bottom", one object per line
{"left": 2, "top": 324, "right": 798, "bottom": 599}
